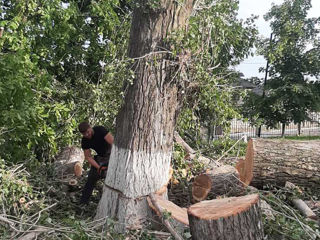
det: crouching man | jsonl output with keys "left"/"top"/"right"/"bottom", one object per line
{"left": 78, "top": 122, "right": 114, "bottom": 204}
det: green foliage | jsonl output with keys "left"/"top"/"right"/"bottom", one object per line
{"left": 0, "top": 0, "right": 130, "bottom": 162}
{"left": 282, "top": 135, "right": 320, "bottom": 140}
{"left": 203, "top": 137, "right": 247, "bottom": 158}
{"left": 244, "top": 0, "right": 320, "bottom": 130}
{"left": 172, "top": 144, "right": 205, "bottom": 183}
{"left": 176, "top": 0, "right": 258, "bottom": 142}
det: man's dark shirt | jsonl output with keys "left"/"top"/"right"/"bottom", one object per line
{"left": 81, "top": 126, "right": 111, "bottom": 157}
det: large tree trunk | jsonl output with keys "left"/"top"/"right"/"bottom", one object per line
{"left": 96, "top": 0, "right": 194, "bottom": 231}
{"left": 188, "top": 194, "right": 264, "bottom": 240}
{"left": 239, "top": 138, "right": 320, "bottom": 189}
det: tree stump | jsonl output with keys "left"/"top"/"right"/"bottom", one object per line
{"left": 239, "top": 138, "right": 320, "bottom": 188}
{"left": 54, "top": 146, "right": 84, "bottom": 178}
{"left": 188, "top": 194, "right": 264, "bottom": 240}
{"left": 192, "top": 165, "right": 243, "bottom": 202}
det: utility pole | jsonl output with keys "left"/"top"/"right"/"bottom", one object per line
{"left": 257, "top": 33, "right": 273, "bottom": 137}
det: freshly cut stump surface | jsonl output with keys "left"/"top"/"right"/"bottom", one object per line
{"left": 188, "top": 194, "right": 263, "bottom": 240}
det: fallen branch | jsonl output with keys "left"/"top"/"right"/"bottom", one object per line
{"left": 0, "top": 214, "right": 73, "bottom": 233}
{"left": 27, "top": 203, "right": 57, "bottom": 221}
{"left": 216, "top": 135, "right": 245, "bottom": 163}
{"left": 174, "top": 131, "right": 213, "bottom": 165}
{"left": 149, "top": 193, "right": 184, "bottom": 240}
{"left": 17, "top": 227, "right": 49, "bottom": 240}
{"left": 285, "top": 182, "right": 317, "bottom": 220}
{"left": 292, "top": 199, "right": 317, "bottom": 220}
{"left": 174, "top": 131, "right": 196, "bottom": 155}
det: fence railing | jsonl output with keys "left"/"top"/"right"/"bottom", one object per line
{"left": 215, "top": 114, "right": 320, "bottom": 140}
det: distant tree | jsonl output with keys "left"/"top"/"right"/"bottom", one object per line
{"left": 244, "top": 0, "right": 320, "bottom": 136}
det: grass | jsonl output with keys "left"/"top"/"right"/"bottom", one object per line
{"left": 283, "top": 135, "right": 320, "bottom": 140}
{"left": 270, "top": 135, "right": 320, "bottom": 140}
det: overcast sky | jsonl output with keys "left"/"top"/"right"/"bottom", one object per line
{"left": 235, "top": 0, "right": 320, "bottom": 78}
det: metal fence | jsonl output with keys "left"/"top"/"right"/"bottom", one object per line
{"left": 219, "top": 113, "right": 320, "bottom": 140}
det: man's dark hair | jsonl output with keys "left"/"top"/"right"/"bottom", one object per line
{"left": 78, "top": 122, "right": 91, "bottom": 133}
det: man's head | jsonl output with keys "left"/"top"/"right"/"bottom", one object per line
{"left": 78, "top": 122, "right": 93, "bottom": 139}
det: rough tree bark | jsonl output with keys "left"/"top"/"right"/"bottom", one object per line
{"left": 239, "top": 138, "right": 320, "bottom": 189}
{"left": 96, "top": 0, "right": 194, "bottom": 231}
{"left": 188, "top": 194, "right": 264, "bottom": 240}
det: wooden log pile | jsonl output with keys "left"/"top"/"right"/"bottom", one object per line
{"left": 148, "top": 136, "right": 320, "bottom": 239}
{"left": 54, "top": 146, "right": 84, "bottom": 190}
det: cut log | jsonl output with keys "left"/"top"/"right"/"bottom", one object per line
{"left": 192, "top": 165, "right": 243, "bottom": 202}
{"left": 74, "top": 162, "right": 83, "bottom": 177}
{"left": 188, "top": 194, "right": 264, "bottom": 240}
{"left": 284, "top": 182, "right": 317, "bottom": 219}
{"left": 240, "top": 138, "right": 320, "bottom": 188}
{"left": 68, "top": 178, "right": 78, "bottom": 186}
{"left": 54, "top": 146, "right": 84, "bottom": 178}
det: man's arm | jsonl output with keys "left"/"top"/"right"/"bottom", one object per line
{"left": 104, "top": 132, "right": 114, "bottom": 145}
{"left": 83, "top": 149, "right": 100, "bottom": 169}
